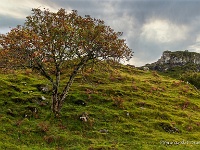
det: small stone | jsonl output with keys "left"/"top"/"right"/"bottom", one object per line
{"left": 80, "top": 116, "right": 87, "bottom": 122}
{"left": 41, "top": 96, "right": 46, "bottom": 101}
{"left": 99, "top": 129, "right": 108, "bottom": 133}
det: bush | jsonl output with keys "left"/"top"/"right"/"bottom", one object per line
{"left": 180, "top": 72, "right": 200, "bottom": 89}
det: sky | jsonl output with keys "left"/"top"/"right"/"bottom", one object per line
{"left": 1, "top": 0, "right": 200, "bottom": 66}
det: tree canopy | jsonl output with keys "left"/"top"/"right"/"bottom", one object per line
{"left": 0, "top": 8, "right": 133, "bottom": 115}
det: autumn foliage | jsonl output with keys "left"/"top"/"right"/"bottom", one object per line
{"left": 0, "top": 8, "right": 133, "bottom": 115}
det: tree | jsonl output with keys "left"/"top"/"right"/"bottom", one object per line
{"left": 0, "top": 8, "right": 133, "bottom": 116}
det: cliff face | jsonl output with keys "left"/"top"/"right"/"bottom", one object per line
{"left": 146, "top": 50, "right": 200, "bottom": 72}
{"left": 158, "top": 50, "right": 200, "bottom": 65}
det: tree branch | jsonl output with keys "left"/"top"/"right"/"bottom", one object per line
{"left": 60, "top": 55, "right": 91, "bottom": 105}
{"left": 33, "top": 62, "right": 54, "bottom": 84}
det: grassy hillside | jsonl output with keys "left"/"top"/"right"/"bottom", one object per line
{"left": 0, "top": 64, "right": 200, "bottom": 150}
{"left": 157, "top": 64, "right": 200, "bottom": 90}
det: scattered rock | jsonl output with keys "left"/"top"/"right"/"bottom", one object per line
{"left": 27, "top": 96, "right": 49, "bottom": 107}
{"left": 26, "top": 106, "right": 38, "bottom": 113}
{"left": 80, "top": 116, "right": 87, "bottom": 122}
{"left": 143, "top": 67, "right": 149, "bottom": 71}
{"left": 41, "top": 96, "right": 46, "bottom": 101}
{"left": 21, "top": 82, "right": 27, "bottom": 86}
{"left": 36, "top": 84, "right": 49, "bottom": 93}
{"left": 80, "top": 112, "right": 89, "bottom": 122}
{"left": 126, "top": 112, "right": 130, "bottom": 116}
{"left": 99, "top": 129, "right": 108, "bottom": 133}
{"left": 159, "top": 122, "right": 180, "bottom": 133}
{"left": 24, "top": 106, "right": 39, "bottom": 118}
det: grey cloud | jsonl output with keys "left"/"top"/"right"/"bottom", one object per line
{"left": 0, "top": 15, "right": 26, "bottom": 34}
{"left": 0, "top": 15, "right": 25, "bottom": 27}
{"left": 116, "top": 0, "right": 200, "bottom": 25}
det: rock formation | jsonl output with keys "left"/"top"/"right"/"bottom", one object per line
{"left": 145, "top": 50, "right": 200, "bottom": 72}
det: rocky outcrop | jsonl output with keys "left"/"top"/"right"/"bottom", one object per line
{"left": 146, "top": 50, "right": 200, "bottom": 72}
{"left": 158, "top": 50, "right": 200, "bottom": 65}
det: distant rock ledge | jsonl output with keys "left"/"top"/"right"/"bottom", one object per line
{"left": 144, "top": 50, "right": 200, "bottom": 72}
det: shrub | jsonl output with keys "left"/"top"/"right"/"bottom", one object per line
{"left": 180, "top": 72, "right": 200, "bottom": 89}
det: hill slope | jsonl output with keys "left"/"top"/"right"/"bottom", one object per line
{"left": 0, "top": 64, "right": 200, "bottom": 150}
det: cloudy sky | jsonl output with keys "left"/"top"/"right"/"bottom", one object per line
{"left": 1, "top": 0, "right": 200, "bottom": 66}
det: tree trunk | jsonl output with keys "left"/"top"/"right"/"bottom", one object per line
{"left": 51, "top": 56, "right": 90, "bottom": 117}
{"left": 51, "top": 66, "right": 81, "bottom": 116}
{"left": 52, "top": 94, "right": 61, "bottom": 116}
{"left": 60, "top": 57, "right": 89, "bottom": 105}
{"left": 51, "top": 84, "right": 62, "bottom": 117}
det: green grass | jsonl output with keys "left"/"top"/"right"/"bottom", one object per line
{"left": 0, "top": 64, "right": 200, "bottom": 150}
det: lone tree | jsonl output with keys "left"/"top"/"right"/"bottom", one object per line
{"left": 0, "top": 8, "right": 133, "bottom": 115}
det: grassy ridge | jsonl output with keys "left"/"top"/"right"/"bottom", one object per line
{"left": 0, "top": 64, "right": 200, "bottom": 149}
